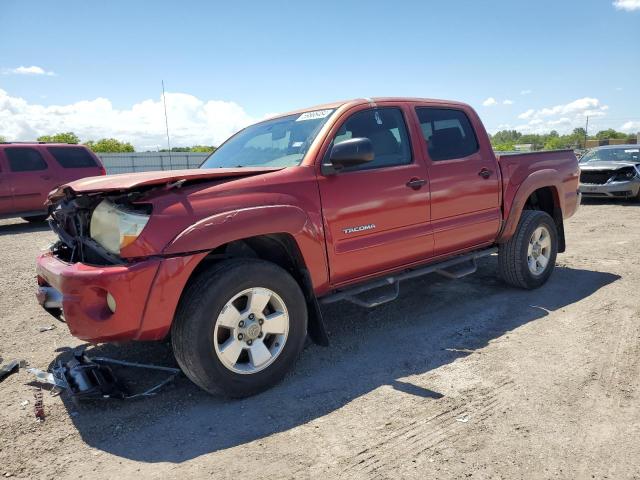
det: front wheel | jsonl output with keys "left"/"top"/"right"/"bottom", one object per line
{"left": 498, "top": 210, "right": 558, "bottom": 289}
{"left": 171, "top": 259, "right": 308, "bottom": 398}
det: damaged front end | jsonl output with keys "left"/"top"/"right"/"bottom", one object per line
{"left": 48, "top": 188, "right": 152, "bottom": 266}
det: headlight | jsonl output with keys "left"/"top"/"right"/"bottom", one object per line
{"left": 90, "top": 199, "right": 150, "bottom": 255}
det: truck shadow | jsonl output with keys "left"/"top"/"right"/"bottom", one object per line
{"left": 580, "top": 197, "right": 640, "bottom": 207}
{"left": 52, "top": 260, "right": 619, "bottom": 463}
{"left": 0, "top": 219, "right": 50, "bottom": 237}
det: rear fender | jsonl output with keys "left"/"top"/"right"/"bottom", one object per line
{"left": 497, "top": 169, "right": 563, "bottom": 243}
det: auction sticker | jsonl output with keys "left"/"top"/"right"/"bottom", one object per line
{"left": 296, "top": 109, "right": 333, "bottom": 122}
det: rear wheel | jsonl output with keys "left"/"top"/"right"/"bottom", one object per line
{"left": 498, "top": 210, "right": 558, "bottom": 289}
{"left": 171, "top": 259, "right": 308, "bottom": 397}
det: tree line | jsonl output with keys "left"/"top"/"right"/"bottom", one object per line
{"left": 0, "top": 131, "right": 216, "bottom": 153}
{"left": 490, "top": 128, "right": 636, "bottom": 151}
{"left": 2, "top": 128, "right": 636, "bottom": 153}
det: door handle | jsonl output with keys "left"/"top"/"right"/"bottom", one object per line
{"left": 478, "top": 168, "right": 492, "bottom": 179}
{"left": 406, "top": 178, "right": 426, "bottom": 190}
{"left": 41, "top": 175, "right": 52, "bottom": 180}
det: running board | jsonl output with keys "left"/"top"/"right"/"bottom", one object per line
{"left": 320, "top": 247, "right": 497, "bottom": 308}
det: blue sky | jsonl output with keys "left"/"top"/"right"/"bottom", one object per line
{"left": 1, "top": 0, "right": 639, "bottom": 148}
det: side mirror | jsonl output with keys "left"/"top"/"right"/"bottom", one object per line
{"left": 328, "top": 138, "right": 374, "bottom": 171}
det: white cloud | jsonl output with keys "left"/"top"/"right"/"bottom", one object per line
{"left": 0, "top": 88, "right": 255, "bottom": 149}
{"left": 482, "top": 97, "right": 498, "bottom": 107}
{"left": 613, "top": 0, "right": 640, "bottom": 11}
{"left": 503, "top": 99, "right": 514, "bottom": 105}
{"left": 518, "top": 109, "right": 535, "bottom": 120}
{"left": 520, "top": 89, "right": 532, "bottom": 95}
{"left": 620, "top": 121, "right": 640, "bottom": 133}
{"left": 513, "top": 97, "right": 609, "bottom": 134}
{"left": 2, "top": 65, "right": 56, "bottom": 76}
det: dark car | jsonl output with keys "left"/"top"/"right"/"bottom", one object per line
{"left": 579, "top": 145, "right": 640, "bottom": 200}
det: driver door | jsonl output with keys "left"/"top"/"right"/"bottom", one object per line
{"left": 317, "top": 105, "right": 433, "bottom": 285}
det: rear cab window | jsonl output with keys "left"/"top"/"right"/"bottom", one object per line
{"left": 5, "top": 148, "right": 49, "bottom": 171}
{"left": 329, "top": 107, "right": 412, "bottom": 172}
{"left": 47, "top": 147, "right": 98, "bottom": 168}
{"left": 415, "top": 108, "right": 479, "bottom": 161}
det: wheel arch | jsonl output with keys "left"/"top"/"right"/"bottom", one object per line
{"left": 178, "top": 232, "right": 329, "bottom": 346}
{"left": 498, "top": 170, "right": 566, "bottom": 252}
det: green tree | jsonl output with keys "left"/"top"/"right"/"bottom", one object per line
{"left": 0, "top": 135, "right": 6, "bottom": 143}
{"left": 490, "top": 130, "right": 521, "bottom": 145}
{"left": 543, "top": 136, "right": 566, "bottom": 150}
{"left": 85, "top": 138, "right": 135, "bottom": 153}
{"left": 159, "top": 145, "right": 217, "bottom": 153}
{"left": 189, "top": 145, "right": 216, "bottom": 153}
{"left": 595, "top": 129, "right": 627, "bottom": 140}
{"left": 37, "top": 132, "right": 80, "bottom": 144}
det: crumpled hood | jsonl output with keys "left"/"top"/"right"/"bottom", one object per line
{"left": 579, "top": 161, "right": 640, "bottom": 171}
{"left": 49, "top": 167, "right": 283, "bottom": 200}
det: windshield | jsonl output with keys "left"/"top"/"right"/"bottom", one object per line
{"left": 200, "top": 109, "right": 335, "bottom": 169}
{"left": 580, "top": 147, "right": 640, "bottom": 164}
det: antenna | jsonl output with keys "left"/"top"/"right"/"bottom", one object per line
{"left": 162, "top": 80, "right": 173, "bottom": 169}
{"left": 584, "top": 115, "right": 589, "bottom": 149}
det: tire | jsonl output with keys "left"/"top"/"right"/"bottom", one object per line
{"left": 171, "top": 258, "right": 308, "bottom": 398}
{"left": 22, "top": 214, "right": 49, "bottom": 223}
{"left": 498, "top": 210, "right": 558, "bottom": 289}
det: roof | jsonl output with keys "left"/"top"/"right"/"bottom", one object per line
{"left": 590, "top": 144, "right": 639, "bottom": 150}
{"left": 0, "top": 142, "right": 81, "bottom": 146}
{"left": 270, "top": 97, "right": 472, "bottom": 120}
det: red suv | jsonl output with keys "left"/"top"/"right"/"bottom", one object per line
{"left": 0, "top": 143, "right": 105, "bottom": 222}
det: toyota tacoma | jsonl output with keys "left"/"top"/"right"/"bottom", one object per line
{"left": 36, "top": 98, "right": 580, "bottom": 397}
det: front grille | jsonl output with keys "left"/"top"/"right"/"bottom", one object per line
{"left": 580, "top": 170, "right": 613, "bottom": 184}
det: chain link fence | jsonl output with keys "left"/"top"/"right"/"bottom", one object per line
{"left": 96, "top": 152, "right": 210, "bottom": 174}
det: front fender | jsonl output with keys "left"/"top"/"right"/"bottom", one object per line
{"left": 163, "top": 204, "right": 313, "bottom": 255}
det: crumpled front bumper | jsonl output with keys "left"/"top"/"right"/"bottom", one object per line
{"left": 579, "top": 179, "right": 640, "bottom": 198}
{"left": 35, "top": 250, "right": 208, "bottom": 343}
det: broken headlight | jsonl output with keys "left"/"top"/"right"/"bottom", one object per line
{"left": 90, "top": 199, "right": 150, "bottom": 255}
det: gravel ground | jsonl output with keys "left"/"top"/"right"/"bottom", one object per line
{"left": 0, "top": 199, "right": 639, "bottom": 479}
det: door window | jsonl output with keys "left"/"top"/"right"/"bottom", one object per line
{"left": 330, "top": 108, "right": 412, "bottom": 171}
{"left": 47, "top": 147, "right": 97, "bottom": 168}
{"left": 415, "top": 108, "right": 479, "bottom": 161}
{"left": 5, "top": 148, "right": 48, "bottom": 171}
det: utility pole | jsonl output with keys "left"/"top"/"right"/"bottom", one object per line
{"left": 162, "top": 80, "right": 173, "bottom": 169}
{"left": 584, "top": 115, "right": 589, "bottom": 149}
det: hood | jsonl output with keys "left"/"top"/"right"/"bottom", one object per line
{"left": 49, "top": 167, "right": 283, "bottom": 200}
{"left": 579, "top": 161, "right": 640, "bottom": 171}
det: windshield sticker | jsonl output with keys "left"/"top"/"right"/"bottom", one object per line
{"left": 624, "top": 149, "right": 639, "bottom": 153}
{"left": 375, "top": 111, "right": 383, "bottom": 125}
{"left": 291, "top": 141, "right": 304, "bottom": 148}
{"left": 296, "top": 109, "right": 333, "bottom": 122}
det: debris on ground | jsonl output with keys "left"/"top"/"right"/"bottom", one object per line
{"left": 456, "top": 415, "right": 470, "bottom": 423}
{"left": 33, "top": 389, "right": 44, "bottom": 422}
{"left": 0, "top": 358, "right": 26, "bottom": 383}
{"left": 27, "top": 348, "right": 181, "bottom": 402}
{"left": 37, "top": 325, "right": 56, "bottom": 332}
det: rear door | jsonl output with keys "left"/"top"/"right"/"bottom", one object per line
{"left": 0, "top": 152, "right": 14, "bottom": 215}
{"left": 414, "top": 106, "right": 501, "bottom": 256}
{"left": 317, "top": 104, "right": 433, "bottom": 285}
{"left": 4, "top": 147, "right": 58, "bottom": 213}
{"left": 45, "top": 146, "right": 104, "bottom": 182}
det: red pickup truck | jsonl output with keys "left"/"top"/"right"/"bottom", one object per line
{"left": 0, "top": 143, "right": 105, "bottom": 222}
{"left": 36, "top": 98, "right": 580, "bottom": 397}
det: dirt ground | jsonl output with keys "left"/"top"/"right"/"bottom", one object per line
{"left": 0, "top": 199, "right": 639, "bottom": 480}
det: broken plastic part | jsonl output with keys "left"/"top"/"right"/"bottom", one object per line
{"left": 0, "top": 359, "right": 27, "bottom": 382}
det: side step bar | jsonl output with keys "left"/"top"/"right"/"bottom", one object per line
{"left": 320, "top": 247, "right": 498, "bottom": 308}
